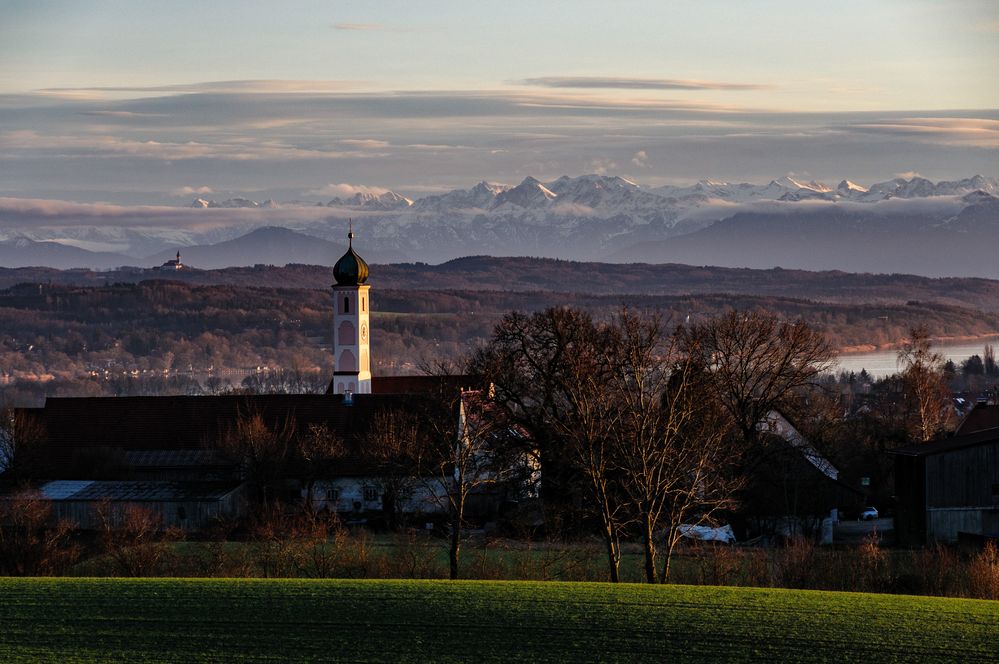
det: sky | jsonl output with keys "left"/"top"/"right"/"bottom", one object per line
{"left": 1, "top": 0, "right": 997, "bottom": 204}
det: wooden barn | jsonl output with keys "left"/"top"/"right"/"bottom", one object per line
{"left": 890, "top": 428, "right": 999, "bottom": 545}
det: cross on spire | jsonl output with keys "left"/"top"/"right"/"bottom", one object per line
{"left": 347, "top": 219, "right": 353, "bottom": 247}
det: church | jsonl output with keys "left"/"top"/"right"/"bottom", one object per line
{"left": 6, "top": 231, "right": 507, "bottom": 531}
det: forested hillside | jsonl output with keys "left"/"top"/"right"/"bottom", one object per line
{"left": 4, "top": 278, "right": 999, "bottom": 407}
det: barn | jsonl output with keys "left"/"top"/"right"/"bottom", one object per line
{"left": 32, "top": 480, "right": 246, "bottom": 531}
{"left": 890, "top": 428, "right": 999, "bottom": 545}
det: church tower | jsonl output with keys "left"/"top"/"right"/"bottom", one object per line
{"left": 331, "top": 227, "right": 371, "bottom": 395}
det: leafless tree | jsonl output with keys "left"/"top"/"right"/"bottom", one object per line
{"left": 607, "top": 312, "right": 741, "bottom": 583}
{"left": 413, "top": 387, "right": 514, "bottom": 580}
{"left": 96, "top": 500, "right": 182, "bottom": 576}
{"left": 553, "top": 323, "right": 630, "bottom": 583}
{"left": 364, "top": 409, "right": 423, "bottom": 529}
{"left": 687, "top": 310, "right": 834, "bottom": 447}
{"left": 0, "top": 490, "right": 80, "bottom": 575}
{"left": 0, "top": 408, "right": 47, "bottom": 481}
{"left": 897, "top": 327, "right": 953, "bottom": 442}
{"left": 216, "top": 408, "right": 296, "bottom": 505}
{"left": 295, "top": 423, "right": 345, "bottom": 514}
{"left": 468, "top": 308, "right": 599, "bottom": 526}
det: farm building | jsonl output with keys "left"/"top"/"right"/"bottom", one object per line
{"left": 742, "top": 410, "right": 864, "bottom": 541}
{"left": 890, "top": 428, "right": 999, "bottom": 545}
{"left": 11, "top": 480, "right": 246, "bottom": 531}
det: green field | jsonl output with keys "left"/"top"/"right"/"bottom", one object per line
{"left": 0, "top": 579, "right": 995, "bottom": 663}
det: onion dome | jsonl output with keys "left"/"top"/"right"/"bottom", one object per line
{"left": 332, "top": 228, "right": 369, "bottom": 285}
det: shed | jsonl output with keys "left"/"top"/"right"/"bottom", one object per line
{"left": 32, "top": 480, "right": 247, "bottom": 531}
{"left": 890, "top": 428, "right": 999, "bottom": 545}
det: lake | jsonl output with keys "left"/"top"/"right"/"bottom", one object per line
{"left": 834, "top": 337, "right": 999, "bottom": 378}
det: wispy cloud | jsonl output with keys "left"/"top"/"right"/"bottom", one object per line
{"left": 842, "top": 117, "right": 999, "bottom": 147}
{"left": 631, "top": 150, "right": 650, "bottom": 168}
{"left": 518, "top": 76, "right": 773, "bottom": 91}
{"left": 0, "top": 130, "right": 386, "bottom": 162}
{"left": 40, "top": 80, "right": 363, "bottom": 96}
{"left": 331, "top": 22, "right": 422, "bottom": 33}
{"left": 171, "top": 186, "right": 214, "bottom": 197}
{"left": 304, "top": 183, "right": 391, "bottom": 198}
{"left": 332, "top": 23, "right": 387, "bottom": 31}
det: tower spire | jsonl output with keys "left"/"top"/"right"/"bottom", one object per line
{"left": 348, "top": 219, "right": 353, "bottom": 247}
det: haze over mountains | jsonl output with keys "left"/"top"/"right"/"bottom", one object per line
{"left": 1, "top": 174, "right": 997, "bottom": 278}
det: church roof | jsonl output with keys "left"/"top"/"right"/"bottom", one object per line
{"left": 332, "top": 230, "right": 369, "bottom": 286}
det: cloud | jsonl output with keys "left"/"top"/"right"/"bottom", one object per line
{"left": 39, "top": 80, "right": 363, "bottom": 96}
{"left": 172, "top": 186, "right": 214, "bottom": 197}
{"left": 519, "top": 76, "right": 772, "bottom": 91}
{"left": 893, "top": 171, "right": 922, "bottom": 180}
{"left": 339, "top": 138, "right": 391, "bottom": 149}
{"left": 78, "top": 111, "right": 167, "bottom": 118}
{"left": 331, "top": 22, "right": 423, "bottom": 32}
{"left": 842, "top": 117, "right": 999, "bottom": 147}
{"left": 676, "top": 194, "right": 968, "bottom": 225}
{"left": 550, "top": 202, "right": 596, "bottom": 216}
{"left": 305, "top": 183, "right": 391, "bottom": 198}
{"left": 588, "top": 158, "right": 618, "bottom": 176}
{"left": 0, "top": 197, "right": 349, "bottom": 232}
{"left": 0, "top": 130, "right": 384, "bottom": 162}
{"left": 332, "top": 23, "right": 388, "bottom": 31}
{"left": 631, "top": 150, "right": 650, "bottom": 168}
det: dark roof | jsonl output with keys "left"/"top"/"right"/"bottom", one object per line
{"left": 955, "top": 404, "right": 999, "bottom": 435}
{"left": 36, "top": 480, "right": 242, "bottom": 502}
{"left": 124, "top": 450, "right": 230, "bottom": 468}
{"left": 327, "top": 374, "right": 480, "bottom": 396}
{"left": 889, "top": 427, "right": 999, "bottom": 458}
{"left": 24, "top": 393, "right": 437, "bottom": 477}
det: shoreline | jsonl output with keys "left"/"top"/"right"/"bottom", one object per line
{"left": 838, "top": 332, "right": 999, "bottom": 356}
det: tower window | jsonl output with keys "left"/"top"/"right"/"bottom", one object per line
{"left": 344, "top": 296, "right": 350, "bottom": 313}
{"left": 362, "top": 297, "right": 366, "bottom": 312}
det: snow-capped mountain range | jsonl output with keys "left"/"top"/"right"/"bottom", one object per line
{"left": 189, "top": 173, "right": 998, "bottom": 212}
{"left": 2, "top": 174, "right": 998, "bottom": 278}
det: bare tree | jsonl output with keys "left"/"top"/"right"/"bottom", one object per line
{"left": 897, "top": 327, "right": 952, "bottom": 442}
{"left": 364, "top": 409, "right": 423, "bottom": 529}
{"left": 468, "top": 308, "right": 598, "bottom": 527}
{"left": 414, "top": 388, "right": 514, "bottom": 580}
{"left": 607, "top": 312, "right": 741, "bottom": 583}
{"left": 294, "top": 423, "right": 345, "bottom": 514}
{"left": 216, "top": 408, "right": 296, "bottom": 506}
{"left": 0, "top": 490, "right": 80, "bottom": 575}
{"left": 96, "top": 500, "right": 182, "bottom": 576}
{"left": 554, "top": 327, "right": 630, "bottom": 583}
{"left": 0, "top": 408, "right": 47, "bottom": 481}
{"left": 687, "top": 311, "right": 834, "bottom": 447}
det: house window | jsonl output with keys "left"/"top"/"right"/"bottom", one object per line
{"left": 344, "top": 296, "right": 350, "bottom": 313}
{"left": 326, "top": 488, "right": 340, "bottom": 502}
{"left": 363, "top": 487, "right": 379, "bottom": 503}
{"left": 177, "top": 506, "right": 187, "bottom": 520}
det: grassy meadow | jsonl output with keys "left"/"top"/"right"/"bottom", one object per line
{"left": 1, "top": 578, "right": 996, "bottom": 663}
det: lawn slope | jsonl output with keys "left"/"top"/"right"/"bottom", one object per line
{"left": 0, "top": 579, "right": 995, "bottom": 663}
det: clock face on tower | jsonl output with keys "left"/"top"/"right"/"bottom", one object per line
{"left": 360, "top": 322, "right": 368, "bottom": 342}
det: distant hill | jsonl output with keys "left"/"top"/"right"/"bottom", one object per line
{"left": 615, "top": 195, "right": 999, "bottom": 279}
{"left": 144, "top": 226, "right": 411, "bottom": 269}
{"left": 0, "top": 238, "right": 134, "bottom": 270}
{"left": 3, "top": 256, "right": 999, "bottom": 313}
